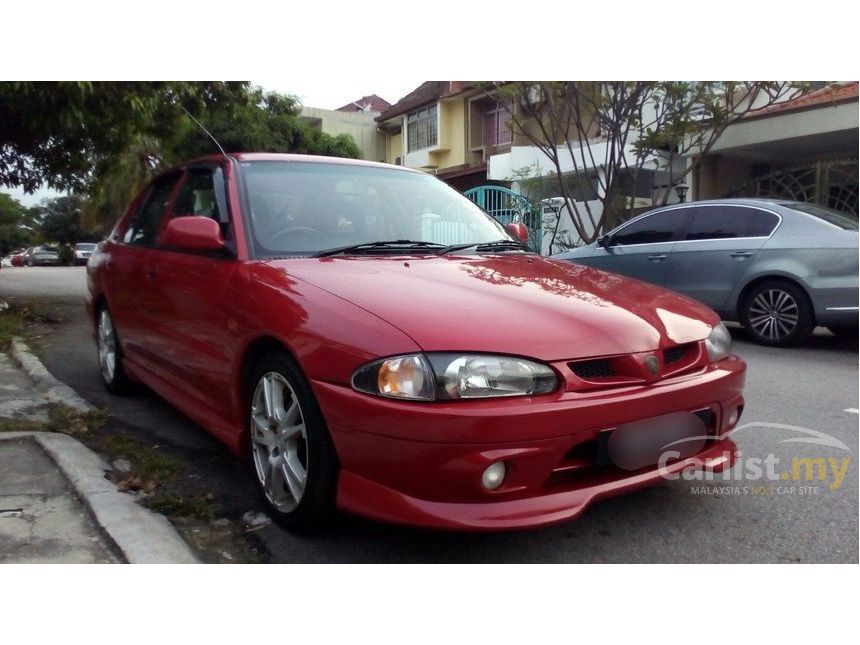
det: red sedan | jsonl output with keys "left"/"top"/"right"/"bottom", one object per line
{"left": 87, "top": 153, "right": 745, "bottom": 531}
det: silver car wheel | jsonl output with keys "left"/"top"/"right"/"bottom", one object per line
{"left": 747, "top": 288, "right": 799, "bottom": 341}
{"left": 250, "top": 372, "right": 308, "bottom": 512}
{"left": 98, "top": 309, "right": 117, "bottom": 383}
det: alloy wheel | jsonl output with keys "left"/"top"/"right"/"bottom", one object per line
{"left": 250, "top": 372, "right": 309, "bottom": 512}
{"left": 747, "top": 288, "right": 799, "bottom": 342}
{"left": 98, "top": 309, "right": 117, "bottom": 384}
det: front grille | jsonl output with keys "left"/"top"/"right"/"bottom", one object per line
{"left": 569, "top": 359, "right": 614, "bottom": 379}
{"left": 664, "top": 344, "right": 688, "bottom": 364}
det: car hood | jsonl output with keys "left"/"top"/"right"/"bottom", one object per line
{"left": 267, "top": 255, "right": 718, "bottom": 361}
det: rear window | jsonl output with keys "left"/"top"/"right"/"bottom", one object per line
{"left": 784, "top": 202, "right": 859, "bottom": 231}
{"left": 684, "top": 206, "right": 780, "bottom": 240}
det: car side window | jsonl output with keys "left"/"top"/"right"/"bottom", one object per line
{"left": 612, "top": 209, "right": 688, "bottom": 246}
{"left": 123, "top": 175, "right": 179, "bottom": 246}
{"left": 684, "top": 206, "right": 779, "bottom": 240}
{"left": 172, "top": 169, "right": 221, "bottom": 221}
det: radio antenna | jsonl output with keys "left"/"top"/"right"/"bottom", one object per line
{"left": 180, "top": 106, "right": 229, "bottom": 159}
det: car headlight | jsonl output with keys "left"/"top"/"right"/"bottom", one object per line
{"left": 705, "top": 322, "right": 732, "bottom": 361}
{"left": 351, "top": 353, "right": 558, "bottom": 401}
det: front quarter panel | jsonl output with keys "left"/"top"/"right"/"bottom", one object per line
{"left": 222, "top": 261, "right": 422, "bottom": 428}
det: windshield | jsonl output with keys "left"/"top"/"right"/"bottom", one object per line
{"left": 75, "top": 243, "right": 96, "bottom": 250}
{"left": 784, "top": 202, "right": 858, "bottom": 231}
{"left": 240, "top": 161, "right": 511, "bottom": 256}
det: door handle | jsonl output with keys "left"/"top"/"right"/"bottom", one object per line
{"left": 730, "top": 251, "right": 754, "bottom": 258}
{"left": 144, "top": 265, "right": 157, "bottom": 280}
{"left": 647, "top": 254, "right": 667, "bottom": 262}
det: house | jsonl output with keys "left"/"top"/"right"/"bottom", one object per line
{"left": 693, "top": 82, "right": 858, "bottom": 215}
{"left": 299, "top": 94, "right": 392, "bottom": 161}
{"left": 336, "top": 94, "right": 391, "bottom": 113}
{"left": 375, "top": 81, "right": 514, "bottom": 191}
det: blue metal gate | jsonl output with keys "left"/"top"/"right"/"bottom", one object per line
{"left": 464, "top": 185, "right": 543, "bottom": 253}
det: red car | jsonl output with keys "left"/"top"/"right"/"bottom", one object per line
{"left": 10, "top": 249, "right": 28, "bottom": 266}
{"left": 87, "top": 153, "right": 745, "bottom": 531}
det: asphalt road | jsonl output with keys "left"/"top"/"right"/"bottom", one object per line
{"left": 2, "top": 266, "right": 858, "bottom": 562}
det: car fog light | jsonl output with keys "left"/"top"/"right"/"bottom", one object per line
{"left": 482, "top": 462, "right": 506, "bottom": 490}
{"left": 728, "top": 408, "right": 739, "bottom": 427}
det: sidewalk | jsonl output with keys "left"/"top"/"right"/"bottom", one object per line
{"left": 0, "top": 342, "right": 198, "bottom": 564}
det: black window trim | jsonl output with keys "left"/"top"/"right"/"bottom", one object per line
{"left": 121, "top": 170, "right": 183, "bottom": 248}
{"left": 606, "top": 203, "right": 783, "bottom": 248}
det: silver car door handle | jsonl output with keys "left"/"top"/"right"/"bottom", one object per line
{"left": 647, "top": 254, "right": 667, "bottom": 261}
{"left": 730, "top": 251, "right": 754, "bottom": 258}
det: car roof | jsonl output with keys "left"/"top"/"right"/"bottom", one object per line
{"left": 162, "top": 152, "right": 422, "bottom": 176}
{"left": 651, "top": 197, "right": 789, "bottom": 210}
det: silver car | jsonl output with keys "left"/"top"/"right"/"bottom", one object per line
{"left": 556, "top": 199, "right": 858, "bottom": 346}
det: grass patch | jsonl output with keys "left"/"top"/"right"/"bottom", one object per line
{"left": 47, "top": 404, "right": 109, "bottom": 436}
{"left": 0, "top": 298, "right": 63, "bottom": 349}
{"left": 0, "top": 309, "right": 25, "bottom": 349}
{"left": 142, "top": 493, "right": 220, "bottom": 520}
{"left": 0, "top": 405, "right": 108, "bottom": 435}
{"left": 0, "top": 418, "right": 47, "bottom": 433}
{"left": 99, "top": 434, "right": 182, "bottom": 482}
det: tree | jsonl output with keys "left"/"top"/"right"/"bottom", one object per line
{"left": 78, "top": 86, "right": 362, "bottom": 232}
{"left": 163, "top": 88, "right": 362, "bottom": 161}
{"left": 0, "top": 192, "right": 39, "bottom": 255}
{"left": 39, "top": 195, "right": 88, "bottom": 245}
{"left": 492, "top": 82, "right": 802, "bottom": 245}
{"left": 0, "top": 81, "right": 251, "bottom": 194}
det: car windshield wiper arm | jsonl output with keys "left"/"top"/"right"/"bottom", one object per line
{"left": 313, "top": 240, "right": 447, "bottom": 258}
{"left": 439, "top": 239, "right": 528, "bottom": 255}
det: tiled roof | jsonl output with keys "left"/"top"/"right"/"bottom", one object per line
{"left": 376, "top": 81, "right": 474, "bottom": 122}
{"left": 336, "top": 94, "right": 392, "bottom": 113}
{"left": 746, "top": 82, "right": 858, "bottom": 118}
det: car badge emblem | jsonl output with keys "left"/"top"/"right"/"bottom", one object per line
{"left": 645, "top": 355, "right": 659, "bottom": 375}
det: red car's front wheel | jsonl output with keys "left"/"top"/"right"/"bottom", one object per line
{"left": 247, "top": 352, "right": 339, "bottom": 532}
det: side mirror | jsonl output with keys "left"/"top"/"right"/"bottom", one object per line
{"left": 159, "top": 216, "right": 225, "bottom": 252}
{"left": 506, "top": 222, "right": 529, "bottom": 244}
{"left": 597, "top": 234, "right": 613, "bottom": 248}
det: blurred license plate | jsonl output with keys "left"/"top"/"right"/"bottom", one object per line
{"left": 596, "top": 412, "right": 708, "bottom": 471}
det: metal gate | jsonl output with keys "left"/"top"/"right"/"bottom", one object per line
{"left": 464, "top": 185, "right": 543, "bottom": 253}
{"left": 729, "top": 159, "right": 858, "bottom": 216}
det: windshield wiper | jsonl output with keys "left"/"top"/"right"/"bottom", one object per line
{"left": 439, "top": 239, "right": 529, "bottom": 255}
{"left": 313, "top": 240, "right": 447, "bottom": 258}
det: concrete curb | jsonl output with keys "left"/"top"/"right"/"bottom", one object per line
{"left": 0, "top": 431, "right": 198, "bottom": 564}
{"left": 9, "top": 337, "right": 92, "bottom": 413}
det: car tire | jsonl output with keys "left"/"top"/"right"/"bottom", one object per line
{"left": 97, "top": 306, "right": 130, "bottom": 394}
{"left": 247, "top": 351, "right": 339, "bottom": 532}
{"left": 741, "top": 280, "right": 814, "bottom": 346}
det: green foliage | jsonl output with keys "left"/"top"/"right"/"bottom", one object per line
{"left": 163, "top": 87, "right": 362, "bottom": 162}
{"left": 3, "top": 83, "right": 366, "bottom": 233}
{"left": 38, "top": 194, "right": 87, "bottom": 245}
{"left": 0, "top": 192, "right": 39, "bottom": 254}
{"left": 0, "top": 81, "right": 250, "bottom": 194}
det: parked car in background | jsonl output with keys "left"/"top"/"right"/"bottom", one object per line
{"left": 87, "top": 153, "right": 745, "bottom": 532}
{"left": 25, "top": 245, "right": 61, "bottom": 267}
{"left": 74, "top": 242, "right": 97, "bottom": 266}
{"left": 9, "top": 249, "right": 28, "bottom": 266}
{"left": 556, "top": 199, "right": 859, "bottom": 346}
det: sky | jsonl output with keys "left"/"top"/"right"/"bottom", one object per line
{"left": 5, "top": 79, "right": 420, "bottom": 207}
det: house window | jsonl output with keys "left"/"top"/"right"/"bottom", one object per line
{"left": 483, "top": 101, "right": 512, "bottom": 147}
{"left": 407, "top": 105, "right": 437, "bottom": 152}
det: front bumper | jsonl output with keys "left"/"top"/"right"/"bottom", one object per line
{"left": 312, "top": 356, "right": 746, "bottom": 529}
